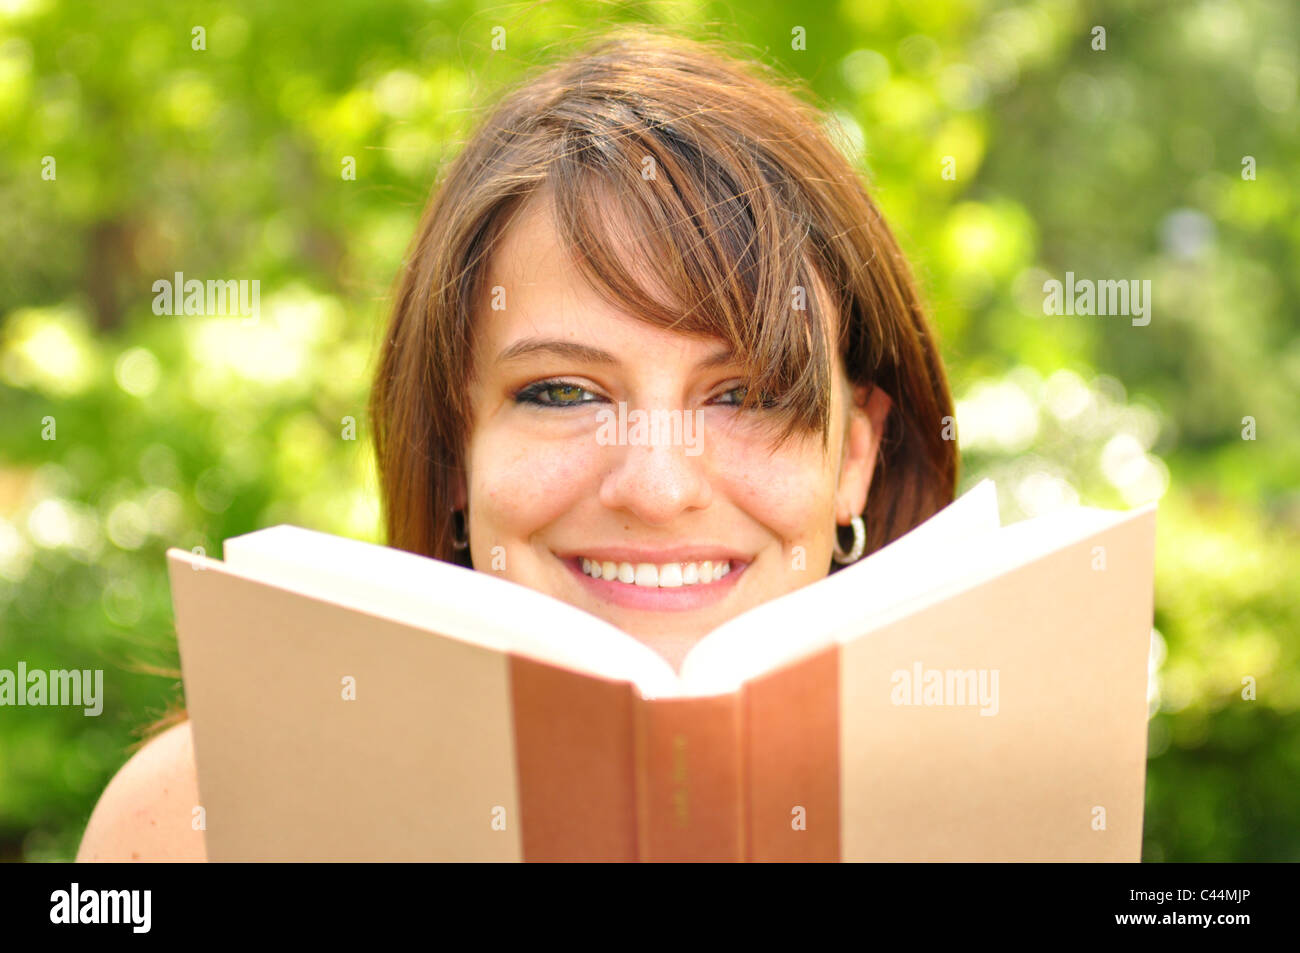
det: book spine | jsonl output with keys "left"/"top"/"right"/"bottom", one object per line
{"left": 742, "top": 645, "right": 841, "bottom": 861}
{"left": 632, "top": 692, "right": 746, "bottom": 861}
{"left": 509, "top": 655, "right": 640, "bottom": 861}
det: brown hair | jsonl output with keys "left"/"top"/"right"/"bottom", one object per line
{"left": 148, "top": 25, "right": 957, "bottom": 742}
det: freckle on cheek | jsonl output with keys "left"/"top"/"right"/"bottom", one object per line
{"left": 478, "top": 443, "right": 595, "bottom": 524}
{"left": 730, "top": 460, "right": 826, "bottom": 535}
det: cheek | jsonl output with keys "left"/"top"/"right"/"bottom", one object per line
{"left": 709, "top": 428, "right": 838, "bottom": 539}
{"left": 467, "top": 427, "right": 602, "bottom": 537}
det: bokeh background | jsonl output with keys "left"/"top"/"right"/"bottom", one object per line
{"left": 1, "top": 0, "right": 1297, "bottom": 861}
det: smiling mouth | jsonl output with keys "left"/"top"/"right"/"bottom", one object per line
{"left": 577, "top": 556, "right": 736, "bottom": 588}
{"left": 559, "top": 552, "right": 747, "bottom": 610}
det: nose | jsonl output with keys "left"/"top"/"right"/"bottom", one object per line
{"left": 598, "top": 429, "right": 713, "bottom": 526}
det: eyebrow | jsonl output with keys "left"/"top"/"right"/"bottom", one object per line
{"left": 495, "top": 337, "right": 737, "bottom": 370}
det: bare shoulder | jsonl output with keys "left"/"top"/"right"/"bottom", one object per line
{"left": 76, "top": 719, "right": 207, "bottom": 862}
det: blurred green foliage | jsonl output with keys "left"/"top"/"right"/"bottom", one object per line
{"left": 1, "top": 0, "right": 1297, "bottom": 861}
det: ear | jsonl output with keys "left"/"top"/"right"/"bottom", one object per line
{"left": 452, "top": 472, "right": 468, "bottom": 511}
{"left": 835, "top": 384, "right": 892, "bottom": 524}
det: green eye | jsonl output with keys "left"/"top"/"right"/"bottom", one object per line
{"left": 717, "top": 384, "right": 779, "bottom": 409}
{"left": 546, "top": 383, "right": 585, "bottom": 404}
{"left": 515, "top": 380, "right": 599, "bottom": 407}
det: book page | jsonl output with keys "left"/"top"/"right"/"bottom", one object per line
{"left": 828, "top": 503, "right": 1151, "bottom": 646}
{"left": 220, "top": 527, "right": 680, "bottom": 696}
{"left": 677, "top": 480, "right": 1003, "bottom": 695}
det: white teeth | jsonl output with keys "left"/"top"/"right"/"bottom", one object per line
{"left": 577, "top": 556, "right": 736, "bottom": 588}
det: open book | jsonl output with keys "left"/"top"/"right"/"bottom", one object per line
{"left": 165, "top": 480, "right": 1157, "bottom": 861}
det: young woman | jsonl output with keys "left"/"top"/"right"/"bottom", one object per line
{"left": 77, "top": 26, "right": 957, "bottom": 861}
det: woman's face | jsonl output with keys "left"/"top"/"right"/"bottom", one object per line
{"left": 461, "top": 195, "right": 891, "bottom": 671}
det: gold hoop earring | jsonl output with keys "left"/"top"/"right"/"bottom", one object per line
{"left": 832, "top": 514, "right": 865, "bottom": 564}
